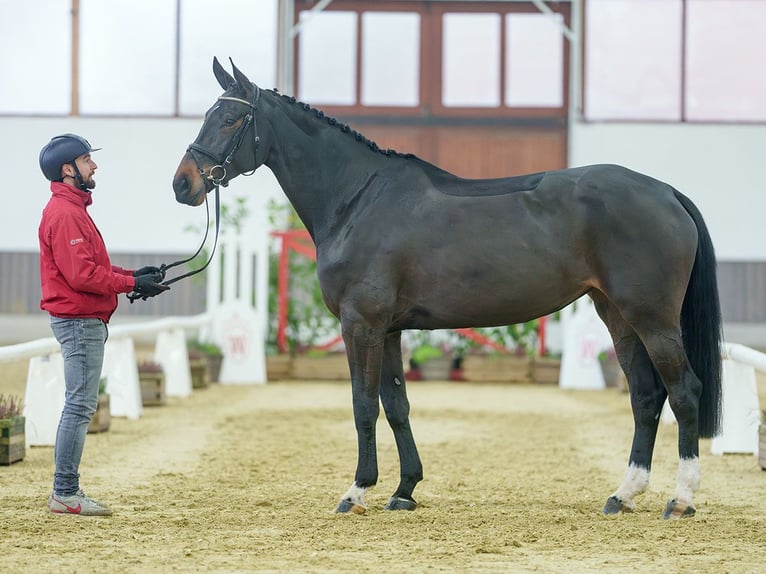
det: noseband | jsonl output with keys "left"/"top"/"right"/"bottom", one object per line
{"left": 187, "top": 83, "right": 261, "bottom": 187}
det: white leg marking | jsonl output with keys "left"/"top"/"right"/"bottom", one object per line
{"left": 341, "top": 482, "right": 368, "bottom": 507}
{"left": 674, "top": 456, "right": 700, "bottom": 505}
{"left": 611, "top": 464, "right": 650, "bottom": 510}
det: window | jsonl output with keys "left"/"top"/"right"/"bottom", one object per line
{"left": 79, "top": 0, "right": 177, "bottom": 115}
{"left": 585, "top": 0, "right": 682, "bottom": 121}
{"left": 584, "top": 0, "right": 766, "bottom": 122}
{"left": 361, "top": 12, "right": 420, "bottom": 107}
{"left": 298, "top": 11, "right": 357, "bottom": 105}
{"left": 179, "top": 0, "right": 277, "bottom": 116}
{"left": 442, "top": 13, "right": 501, "bottom": 107}
{"left": 685, "top": 0, "right": 766, "bottom": 121}
{"left": 505, "top": 13, "right": 564, "bottom": 108}
{"left": 0, "top": 0, "right": 71, "bottom": 114}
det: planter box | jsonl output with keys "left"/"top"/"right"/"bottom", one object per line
{"left": 532, "top": 357, "right": 561, "bottom": 385}
{"left": 760, "top": 432, "right": 766, "bottom": 471}
{"left": 205, "top": 354, "right": 223, "bottom": 383}
{"left": 462, "top": 355, "right": 532, "bottom": 383}
{"left": 291, "top": 354, "right": 350, "bottom": 380}
{"left": 266, "top": 354, "right": 293, "bottom": 381}
{"left": 139, "top": 372, "right": 166, "bottom": 406}
{"left": 189, "top": 359, "right": 208, "bottom": 389}
{"left": 88, "top": 394, "right": 110, "bottom": 433}
{"left": 0, "top": 416, "right": 25, "bottom": 465}
{"left": 419, "top": 356, "right": 453, "bottom": 381}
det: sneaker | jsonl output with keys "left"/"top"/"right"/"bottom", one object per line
{"left": 47, "top": 488, "right": 113, "bottom": 516}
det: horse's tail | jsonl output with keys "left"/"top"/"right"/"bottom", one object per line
{"left": 674, "top": 190, "right": 723, "bottom": 438}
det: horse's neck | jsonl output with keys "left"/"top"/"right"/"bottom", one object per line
{"left": 264, "top": 104, "right": 379, "bottom": 240}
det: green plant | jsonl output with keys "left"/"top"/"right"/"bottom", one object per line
{"left": 598, "top": 347, "right": 617, "bottom": 362}
{"left": 0, "top": 394, "right": 23, "bottom": 419}
{"left": 98, "top": 377, "right": 108, "bottom": 396}
{"left": 188, "top": 339, "right": 223, "bottom": 357}
{"left": 461, "top": 322, "right": 539, "bottom": 356}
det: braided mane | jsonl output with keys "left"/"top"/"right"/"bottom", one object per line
{"left": 270, "top": 89, "right": 414, "bottom": 160}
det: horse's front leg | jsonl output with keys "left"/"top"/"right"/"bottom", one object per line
{"left": 380, "top": 332, "right": 422, "bottom": 511}
{"left": 335, "top": 313, "right": 386, "bottom": 514}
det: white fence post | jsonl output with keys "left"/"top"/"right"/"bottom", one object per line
{"left": 659, "top": 342, "right": 763, "bottom": 456}
{"left": 710, "top": 344, "right": 764, "bottom": 455}
{"left": 102, "top": 338, "right": 143, "bottom": 419}
{"left": 207, "top": 216, "right": 269, "bottom": 384}
{"left": 23, "top": 353, "right": 65, "bottom": 447}
{"left": 559, "top": 297, "right": 612, "bottom": 390}
{"left": 154, "top": 328, "right": 192, "bottom": 398}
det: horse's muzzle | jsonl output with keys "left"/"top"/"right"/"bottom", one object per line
{"left": 172, "top": 174, "right": 206, "bottom": 206}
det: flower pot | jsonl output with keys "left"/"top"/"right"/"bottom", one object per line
{"left": 189, "top": 358, "right": 208, "bottom": 389}
{"left": 0, "top": 416, "right": 25, "bottom": 465}
{"left": 87, "top": 394, "right": 110, "bottom": 433}
{"left": 266, "top": 354, "right": 293, "bottom": 381}
{"left": 291, "top": 354, "right": 350, "bottom": 380}
{"left": 206, "top": 354, "right": 223, "bottom": 383}
{"left": 461, "top": 355, "right": 532, "bottom": 383}
{"left": 419, "top": 356, "right": 453, "bottom": 381}
{"left": 532, "top": 356, "right": 561, "bottom": 385}
{"left": 139, "top": 371, "right": 166, "bottom": 406}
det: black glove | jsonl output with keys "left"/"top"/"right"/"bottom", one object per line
{"left": 133, "top": 266, "right": 162, "bottom": 278}
{"left": 133, "top": 274, "right": 170, "bottom": 298}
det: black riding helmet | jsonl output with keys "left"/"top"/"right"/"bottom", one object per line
{"left": 39, "top": 134, "right": 101, "bottom": 184}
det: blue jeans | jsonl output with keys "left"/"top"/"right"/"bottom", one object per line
{"left": 50, "top": 317, "right": 108, "bottom": 496}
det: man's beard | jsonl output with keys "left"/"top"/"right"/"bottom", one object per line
{"left": 82, "top": 176, "right": 96, "bottom": 190}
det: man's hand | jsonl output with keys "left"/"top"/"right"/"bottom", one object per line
{"left": 133, "top": 266, "right": 162, "bottom": 278}
{"left": 133, "top": 275, "right": 170, "bottom": 298}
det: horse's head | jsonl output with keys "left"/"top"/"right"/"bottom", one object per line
{"left": 173, "top": 57, "right": 265, "bottom": 206}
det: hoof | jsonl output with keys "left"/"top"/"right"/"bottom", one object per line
{"left": 335, "top": 499, "right": 367, "bottom": 514}
{"left": 662, "top": 499, "right": 696, "bottom": 520}
{"left": 602, "top": 496, "right": 633, "bottom": 515}
{"left": 384, "top": 496, "right": 417, "bottom": 511}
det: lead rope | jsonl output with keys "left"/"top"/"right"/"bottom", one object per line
{"left": 127, "top": 185, "right": 221, "bottom": 303}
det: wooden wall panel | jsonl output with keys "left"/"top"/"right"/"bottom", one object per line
{"left": 432, "top": 127, "right": 567, "bottom": 178}
{"left": 351, "top": 125, "right": 567, "bottom": 178}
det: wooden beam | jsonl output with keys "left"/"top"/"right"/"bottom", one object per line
{"left": 70, "top": 0, "right": 80, "bottom": 115}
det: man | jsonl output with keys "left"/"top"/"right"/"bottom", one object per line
{"left": 38, "top": 133, "right": 169, "bottom": 516}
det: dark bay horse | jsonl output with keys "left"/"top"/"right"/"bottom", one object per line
{"left": 172, "top": 59, "right": 722, "bottom": 520}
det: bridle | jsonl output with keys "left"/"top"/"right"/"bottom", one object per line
{"left": 128, "top": 84, "right": 262, "bottom": 303}
{"left": 187, "top": 83, "right": 261, "bottom": 187}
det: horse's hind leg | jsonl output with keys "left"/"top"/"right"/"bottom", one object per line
{"left": 591, "top": 293, "right": 668, "bottom": 515}
{"left": 380, "top": 332, "right": 423, "bottom": 510}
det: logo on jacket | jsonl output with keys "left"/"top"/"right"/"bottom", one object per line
{"left": 70, "top": 238, "right": 84, "bottom": 245}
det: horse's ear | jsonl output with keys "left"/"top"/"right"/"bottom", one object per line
{"left": 213, "top": 57, "right": 235, "bottom": 91}
{"left": 229, "top": 58, "right": 253, "bottom": 92}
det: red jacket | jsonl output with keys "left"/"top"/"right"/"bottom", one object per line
{"left": 39, "top": 182, "right": 136, "bottom": 323}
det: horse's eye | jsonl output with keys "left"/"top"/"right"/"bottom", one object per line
{"left": 224, "top": 117, "right": 236, "bottom": 126}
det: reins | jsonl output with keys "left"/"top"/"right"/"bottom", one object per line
{"left": 128, "top": 84, "right": 261, "bottom": 303}
{"left": 126, "top": 185, "right": 220, "bottom": 303}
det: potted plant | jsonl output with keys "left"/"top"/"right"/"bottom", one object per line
{"left": 187, "top": 349, "right": 209, "bottom": 389}
{"left": 401, "top": 331, "right": 446, "bottom": 381}
{"left": 87, "top": 378, "right": 110, "bottom": 433}
{"left": 0, "top": 394, "right": 25, "bottom": 465}
{"left": 138, "top": 361, "right": 166, "bottom": 406}
{"left": 460, "top": 324, "right": 537, "bottom": 383}
{"left": 187, "top": 339, "right": 224, "bottom": 383}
